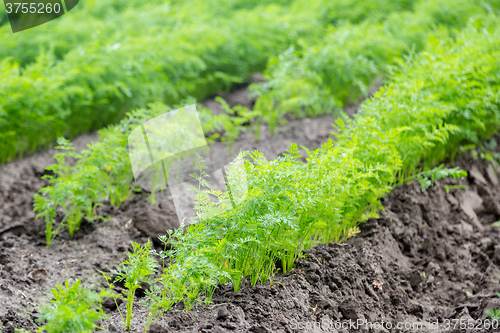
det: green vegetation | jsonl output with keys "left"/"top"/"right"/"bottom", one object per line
{"left": 0, "top": 0, "right": 295, "bottom": 162}
{"left": 0, "top": 4, "right": 6, "bottom": 27}
{"left": 142, "top": 21, "right": 500, "bottom": 311}
{"left": 484, "top": 292, "right": 500, "bottom": 329}
{"left": 486, "top": 308, "right": 500, "bottom": 320}
{"left": 102, "top": 240, "right": 157, "bottom": 331}
{"left": 32, "top": 0, "right": 499, "bottom": 245}
{"left": 33, "top": 100, "right": 234, "bottom": 246}
{"left": 250, "top": 0, "right": 500, "bottom": 130}
{"left": 34, "top": 11, "right": 500, "bottom": 330}
{"left": 0, "top": 0, "right": 417, "bottom": 163}
{"left": 414, "top": 165, "right": 467, "bottom": 190}
{"left": 36, "top": 280, "right": 110, "bottom": 333}
{"left": 13, "top": 0, "right": 500, "bottom": 329}
{"left": 0, "top": 0, "right": 412, "bottom": 67}
{"left": 485, "top": 294, "right": 500, "bottom": 322}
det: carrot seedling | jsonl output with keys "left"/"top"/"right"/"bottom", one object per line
{"left": 103, "top": 240, "right": 157, "bottom": 331}
{"left": 36, "top": 279, "right": 110, "bottom": 333}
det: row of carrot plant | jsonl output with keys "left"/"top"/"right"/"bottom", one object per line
{"left": 249, "top": 0, "right": 500, "bottom": 131}
{"left": 0, "top": 0, "right": 415, "bottom": 163}
{"left": 33, "top": 0, "right": 499, "bottom": 246}
{"left": 0, "top": 1, "right": 293, "bottom": 162}
{"left": 0, "top": 0, "right": 295, "bottom": 67}
{"left": 148, "top": 18, "right": 500, "bottom": 313}
{"left": 37, "top": 20, "right": 500, "bottom": 332}
{"left": 0, "top": 0, "right": 414, "bottom": 67}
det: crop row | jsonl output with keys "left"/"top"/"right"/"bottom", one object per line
{"left": 249, "top": 0, "right": 500, "bottom": 131}
{"left": 33, "top": 0, "right": 498, "bottom": 246}
{"left": 0, "top": 0, "right": 292, "bottom": 67}
{"left": 0, "top": 0, "right": 300, "bottom": 162}
{"left": 0, "top": 0, "right": 158, "bottom": 64}
{"left": 0, "top": 0, "right": 415, "bottom": 163}
{"left": 37, "top": 21, "right": 500, "bottom": 332}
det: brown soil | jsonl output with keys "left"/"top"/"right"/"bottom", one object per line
{"left": 2, "top": 82, "right": 500, "bottom": 333}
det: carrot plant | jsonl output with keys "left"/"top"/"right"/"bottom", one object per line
{"left": 414, "top": 165, "right": 467, "bottom": 190}
{"left": 155, "top": 225, "right": 233, "bottom": 310}
{"left": 36, "top": 280, "right": 110, "bottom": 333}
{"left": 102, "top": 240, "right": 157, "bottom": 331}
{"left": 33, "top": 138, "right": 110, "bottom": 247}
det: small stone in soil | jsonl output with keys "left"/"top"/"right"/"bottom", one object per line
{"left": 217, "top": 306, "right": 231, "bottom": 320}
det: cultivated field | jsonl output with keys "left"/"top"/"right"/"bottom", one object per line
{"left": 1, "top": 0, "right": 500, "bottom": 332}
